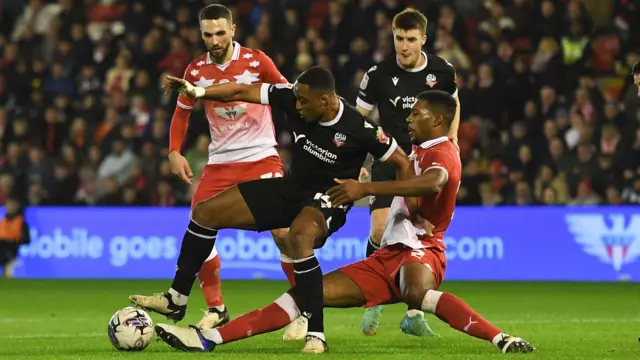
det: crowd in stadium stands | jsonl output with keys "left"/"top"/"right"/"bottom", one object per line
{"left": 0, "top": 0, "right": 639, "bottom": 208}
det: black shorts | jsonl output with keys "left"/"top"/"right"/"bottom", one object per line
{"left": 369, "top": 160, "right": 397, "bottom": 213}
{"left": 237, "top": 178, "right": 350, "bottom": 246}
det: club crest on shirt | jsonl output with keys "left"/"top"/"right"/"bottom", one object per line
{"left": 426, "top": 73, "right": 438, "bottom": 88}
{"left": 333, "top": 132, "right": 347, "bottom": 147}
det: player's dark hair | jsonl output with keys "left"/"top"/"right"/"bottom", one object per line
{"left": 632, "top": 60, "right": 640, "bottom": 75}
{"left": 199, "top": 4, "right": 233, "bottom": 23}
{"left": 393, "top": 8, "right": 428, "bottom": 35}
{"left": 296, "top": 66, "right": 335, "bottom": 92}
{"left": 416, "top": 90, "right": 457, "bottom": 126}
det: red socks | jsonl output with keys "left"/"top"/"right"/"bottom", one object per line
{"left": 280, "top": 255, "right": 296, "bottom": 286}
{"left": 424, "top": 290, "right": 502, "bottom": 343}
{"left": 199, "top": 252, "right": 224, "bottom": 308}
{"left": 208, "top": 293, "right": 299, "bottom": 344}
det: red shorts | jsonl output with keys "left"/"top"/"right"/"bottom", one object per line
{"left": 339, "top": 244, "right": 447, "bottom": 308}
{"left": 191, "top": 156, "right": 283, "bottom": 208}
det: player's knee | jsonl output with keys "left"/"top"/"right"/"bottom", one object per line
{"left": 286, "top": 232, "right": 316, "bottom": 258}
{"left": 191, "top": 200, "right": 220, "bottom": 228}
{"left": 271, "top": 229, "right": 289, "bottom": 252}
{"left": 401, "top": 284, "right": 430, "bottom": 310}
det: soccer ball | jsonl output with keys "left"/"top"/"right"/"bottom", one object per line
{"left": 107, "top": 307, "right": 154, "bottom": 351}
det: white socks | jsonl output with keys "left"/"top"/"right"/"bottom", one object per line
{"left": 168, "top": 288, "right": 188, "bottom": 306}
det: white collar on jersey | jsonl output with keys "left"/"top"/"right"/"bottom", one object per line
{"left": 206, "top": 41, "right": 241, "bottom": 68}
{"left": 396, "top": 51, "right": 428, "bottom": 73}
{"left": 419, "top": 136, "right": 449, "bottom": 149}
{"left": 319, "top": 99, "right": 344, "bottom": 127}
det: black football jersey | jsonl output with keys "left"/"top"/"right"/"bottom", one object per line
{"left": 260, "top": 83, "right": 398, "bottom": 192}
{"left": 356, "top": 52, "right": 458, "bottom": 154}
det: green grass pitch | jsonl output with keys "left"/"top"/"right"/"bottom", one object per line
{"left": 1, "top": 280, "right": 638, "bottom": 359}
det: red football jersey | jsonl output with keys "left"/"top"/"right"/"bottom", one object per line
{"left": 380, "top": 136, "right": 461, "bottom": 251}
{"left": 176, "top": 42, "right": 287, "bottom": 164}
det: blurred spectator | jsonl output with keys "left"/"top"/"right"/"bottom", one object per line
{"left": 97, "top": 138, "right": 137, "bottom": 187}
{"left": 0, "top": 197, "right": 29, "bottom": 278}
{"left": 568, "top": 179, "right": 601, "bottom": 205}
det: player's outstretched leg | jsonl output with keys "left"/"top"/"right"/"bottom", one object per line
{"left": 361, "top": 207, "right": 387, "bottom": 336}
{"left": 155, "top": 269, "right": 367, "bottom": 352}
{"left": 400, "top": 262, "right": 535, "bottom": 353}
{"left": 130, "top": 185, "right": 259, "bottom": 322}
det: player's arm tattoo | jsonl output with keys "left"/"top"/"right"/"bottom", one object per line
{"left": 362, "top": 167, "right": 448, "bottom": 197}
{"left": 201, "top": 83, "right": 263, "bottom": 103}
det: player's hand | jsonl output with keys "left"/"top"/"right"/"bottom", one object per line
{"left": 168, "top": 151, "right": 193, "bottom": 185}
{"left": 327, "top": 178, "right": 367, "bottom": 206}
{"left": 163, "top": 76, "right": 204, "bottom": 99}
{"left": 411, "top": 213, "right": 434, "bottom": 237}
{"left": 358, "top": 167, "right": 370, "bottom": 182}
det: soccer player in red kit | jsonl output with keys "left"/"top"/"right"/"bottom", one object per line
{"left": 130, "top": 4, "right": 296, "bottom": 329}
{"left": 153, "top": 90, "right": 534, "bottom": 354}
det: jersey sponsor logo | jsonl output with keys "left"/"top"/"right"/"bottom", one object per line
{"left": 376, "top": 127, "right": 390, "bottom": 144}
{"left": 275, "top": 83, "right": 294, "bottom": 89}
{"left": 566, "top": 214, "right": 640, "bottom": 272}
{"left": 213, "top": 104, "right": 247, "bottom": 121}
{"left": 410, "top": 249, "right": 425, "bottom": 259}
{"left": 295, "top": 135, "right": 338, "bottom": 164}
{"left": 333, "top": 132, "right": 347, "bottom": 147}
{"left": 293, "top": 131, "right": 306, "bottom": 143}
{"left": 392, "top": 77, "right": 399, "bottom": 86}
{"left": 426, "top": 74, "right": 438, "bottom": 87}
{"left": 389, "top": 96, "right": 417, "bottom": 109}
{"left": 360, "top": 73, "right": 370, "bottom": 90}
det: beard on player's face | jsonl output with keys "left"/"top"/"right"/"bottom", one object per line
{"left": 208, "top": 39, "right": 231, "bottom": 64}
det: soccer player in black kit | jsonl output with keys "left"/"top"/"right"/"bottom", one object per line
{"left": 355, "top": 8, "right": 462, "bottom": 337}
{"left": 132, "top": 66, "right": 413, "bottom": 353}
